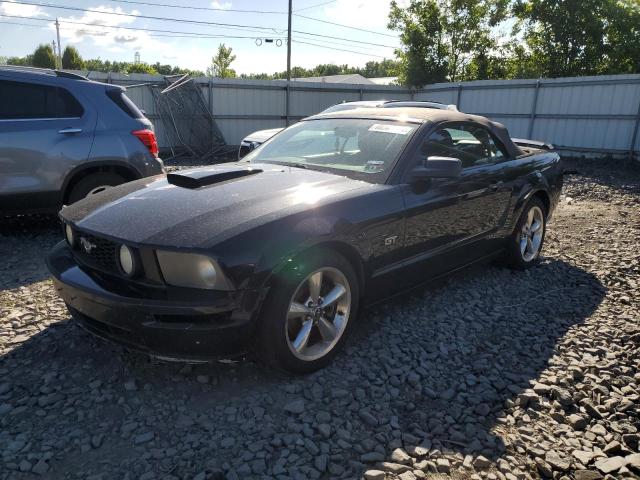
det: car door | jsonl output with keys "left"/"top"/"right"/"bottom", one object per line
{"left": 0, "top": 78, "right": 96, "bottom": 210}
{"left": 400, "top": 122, "right": 511, "bottom": 275}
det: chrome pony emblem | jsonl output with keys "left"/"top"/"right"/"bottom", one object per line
{"left": 80, "top": 237, "right": 96, "bottom": 254}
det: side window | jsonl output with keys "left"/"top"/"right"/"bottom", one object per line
{"left": 420, "top": 123, "right": 506, "bottom": 169}
{"left": 0, "top": 80, "right": 83, "bottom": 120}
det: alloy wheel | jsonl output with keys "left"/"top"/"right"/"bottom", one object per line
{"left": 520, "top": 205, "right": 544, "bottom": 262}
{"left": 285, "top": 267, "right": 351, "bottom": 361}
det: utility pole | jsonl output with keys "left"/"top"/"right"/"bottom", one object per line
{"left": 51, "top": 40, "right": 58, "bottom": 68}
{"left": 55, "top": 18, "right": 62, "bottom": 69}
{"left": 286, "top": 0, "right": 292, "bottom": 81}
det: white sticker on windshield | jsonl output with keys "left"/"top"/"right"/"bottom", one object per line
{"left": 368, "top": 123, "right": 413, "bottom": 135}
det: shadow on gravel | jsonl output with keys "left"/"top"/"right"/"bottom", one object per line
{"left": 0, "top": 215, "right": 60, "bottom": 291}
{"left": 0, "top": 257, "right": 606, "bottom": 479}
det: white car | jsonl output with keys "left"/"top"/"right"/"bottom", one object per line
{"left": 237, "top": 100, "right": 458, "bottom": 159}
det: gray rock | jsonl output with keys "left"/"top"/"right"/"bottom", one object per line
{"left": 359, "top": 410, "right": 378, "bottom": 427}
{"left": 123, "top": 380, "right": 137, "bottom": 391}
{"left": 283, "top": 399, "right": 305, "bottom": 414}
{"left": 573, "top": 450, "right": 596, "bottom": 465}
{"left": 594, "top": 456, "right": 627, "bottom": 474}
{"left": 399, "top": 472, "right": 417, "bottom": 480}
{"left": 31, "top": 460, "right": 49, "bottom": 475}
{"left": 314, "top": 454, "right": 327, "bottom": 472}
{"left": 436, "top": 458, "right": 450, "bottom": 473}
{"left": 625, "top": 453, "right": 640, "bottom": 469}
{"left": 573, "top": 471, "right": 603, "bottom": 480}
{"left": 391, "top": 448, "right": 411, "bottom": 465}
{"left": 361, "top": 452, "right": 385, "bottom": 463}
{"left": 363, "top": 470, "right": 385, "bottom": 480}
{"left": 567, "top": 414, "right": 587, "bottom": 430}
{"left": 134, "top": 432, "right": 154, "bottom": 445}
{"left": 545, "top": 451, "right": 571, "bottom": 471}
{"left": 473, "top": 455, "right": 491, "bottom": 469}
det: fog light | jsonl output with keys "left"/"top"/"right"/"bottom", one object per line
{"left": 118, "top": 244, "right": 135, "bottom": 276}
{"left": 65, "top": 224, "right": 75, "bottom": 247}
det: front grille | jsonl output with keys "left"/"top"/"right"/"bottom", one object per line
{"left": 74, "top": 232, "right": 119, "bottom": 274}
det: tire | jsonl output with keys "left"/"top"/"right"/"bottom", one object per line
{"left": 256, "top": 249, "right": 360, "bottom": 374}
{"left": 504, "top": 197, "right": 547, "bottom": 269}
{"left": 67, "top": 172, "right": 126, "bottom": 205}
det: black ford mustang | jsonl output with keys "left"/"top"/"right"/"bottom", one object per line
{"left": 48, "top": 107, "right": 562, "bottom": 373}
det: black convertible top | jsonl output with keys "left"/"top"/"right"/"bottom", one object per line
{"left": 310, "top": 107, "right": 524, "bottom": 159}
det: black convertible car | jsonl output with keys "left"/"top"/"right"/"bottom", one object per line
{"left": 48, "top": 107, "right": 562, "bottom": 373}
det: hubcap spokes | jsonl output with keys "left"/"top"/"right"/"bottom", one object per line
{"left": 286, "top": 267, "right": 351, "bottom": 361}
{"left": 520, "top": 206, "right": 544, "bottom": 261}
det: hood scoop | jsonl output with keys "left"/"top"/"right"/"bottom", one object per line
{"left": 166, "top": 167, "right": 262, "bottom": 189}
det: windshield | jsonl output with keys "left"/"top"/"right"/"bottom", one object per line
{"left": 242, "top": 118, "right": 419, "bottom": 183}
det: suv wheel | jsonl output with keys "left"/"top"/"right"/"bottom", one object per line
{"left": 257, "top": 249, "right": 359, "bottom": 374}
{"left": 67, "top": 173, "right": 126, "bottom": 204}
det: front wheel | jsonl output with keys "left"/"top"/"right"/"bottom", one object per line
{"left": 504, "top": 197, "right": 546, "bottom": 269}
{"left": 256, "top": 249, "right": 359, "bottom": 374}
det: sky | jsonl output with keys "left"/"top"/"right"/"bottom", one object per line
{"left": 0, "top": 0, "right": 405, "bottom": 74}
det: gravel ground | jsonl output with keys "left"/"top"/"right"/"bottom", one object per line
{"left": 1, "top": 161, "right": 639, "bottom": 480}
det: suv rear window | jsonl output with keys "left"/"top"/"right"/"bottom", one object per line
{"left": 0, "top": 80, "right": 84, "bottom": 119}
{"left": 106, "top": 89, "right": 145, "bottom": 119}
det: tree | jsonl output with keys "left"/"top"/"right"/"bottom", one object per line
{"left": 62, "top": 46, "right": 84, "bottom": 70}
{"left": 388, "top": 0, "right": 507, "bottom": 86}
{"left": 207, "top": 43, "right": 236, "bottom": 78}
{"left": 514, "top": 0, "right": 640, "bottom": 77}
{"left": 126, "top": 62, "right": 158, "bottom": 74}
{"left": 32, "top": 44, "right": 56, "bottom": 69}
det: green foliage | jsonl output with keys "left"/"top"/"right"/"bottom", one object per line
{"left": 32, "top": 44, "right": 56, "bottom": 69}
{"left": 207, "top": 44, "right": 236, "bottom": 78}
{"left": 240, "top": 59, "right": 400, "bottom": 80}
{"left": 388, "top": 0, "right": 507, "bottom": 86}
{"left": 126, "top": 62, "right": 158, "bottom": 74}
{"left": 7, "top": 55, "right": 34, "bottom": 66}
{"left": 62, "top": 46, "right": 84, "bottom": 70}
{"left": 514, "top": 0, "right": 640, "bottom": 77}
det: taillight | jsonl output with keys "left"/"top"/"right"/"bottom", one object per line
{"left": 132, "top": 129, "right": 159, "bottom": 157}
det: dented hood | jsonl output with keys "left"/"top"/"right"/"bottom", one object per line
{"left": 60, "top": 163, "right": 369, "bottom": 248}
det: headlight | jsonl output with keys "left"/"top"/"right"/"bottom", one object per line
{"left": 118, "top": 244, "right": 138, "bottom": 277}
{"left": 65, "top": 224, "right": 75, "bottom": 247}
{"left": 155, "top": 250, "right": 231, "bottom": 290}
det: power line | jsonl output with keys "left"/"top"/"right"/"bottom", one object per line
{"left": 292, "top": 39, "right": 386, "bottom": 58}
{"left": 105, "top": 0, "right": 286, "bottom": 15}
{"left": 0, "top": 14, "right": 285, "bottom": 39}
{"left": 293, "top": 30, "right": 397, "bottom": 49}
{"left": 1, "top": 0, "right": 282, "bottom": 31}
{"left": 293, "top": 14, "right": 397, "bottom": 38}
{"left": 3, "top": 0, "right": 398, "bottom": 48}
{"left": 0, "top": 16, "right": 387, "bottom": 56}
{"left": 294, "top": 0, "right": 337, "bottom": 12}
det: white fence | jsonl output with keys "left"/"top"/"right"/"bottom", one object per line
{"left": 81, "top": 71, "right": 640, "bottom": 156}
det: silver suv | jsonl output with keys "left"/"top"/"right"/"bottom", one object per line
{"left": 0, "top": 66, "right": 164, "bottom": 215}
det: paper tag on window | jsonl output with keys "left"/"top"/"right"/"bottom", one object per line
{"left": 368, "top": 124, "right": 413, "bottom": 135}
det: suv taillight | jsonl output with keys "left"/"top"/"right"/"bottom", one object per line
{"left": 132, "top": 129, "right": 159, "bottom": 157}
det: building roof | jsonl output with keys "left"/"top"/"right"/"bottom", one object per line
{"left": 292, "top": 74, "right": 375, "bottom": 85}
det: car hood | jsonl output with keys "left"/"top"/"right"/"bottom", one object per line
{"left": 61, "top": 163, "right": 371, "bottom": 248}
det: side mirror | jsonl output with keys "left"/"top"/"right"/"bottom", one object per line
{"left": 410, "top": 156, "right": 462, "bottom": 181}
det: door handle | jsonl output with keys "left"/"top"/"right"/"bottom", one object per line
{"left": 58, "top": 128, "right": 82, "bottom": 134}
{"left": 489, "top": 181, "right": 504, "bottom": 191}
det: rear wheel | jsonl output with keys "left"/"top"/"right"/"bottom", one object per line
{"left": 67, "top": 172, "right": 126, "bottom": 204}
{"left": 504, "top": 197, "right": 546, "bottom": 269}
{"left": 257, "top": 249, "right": 359, "bottom": 374}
